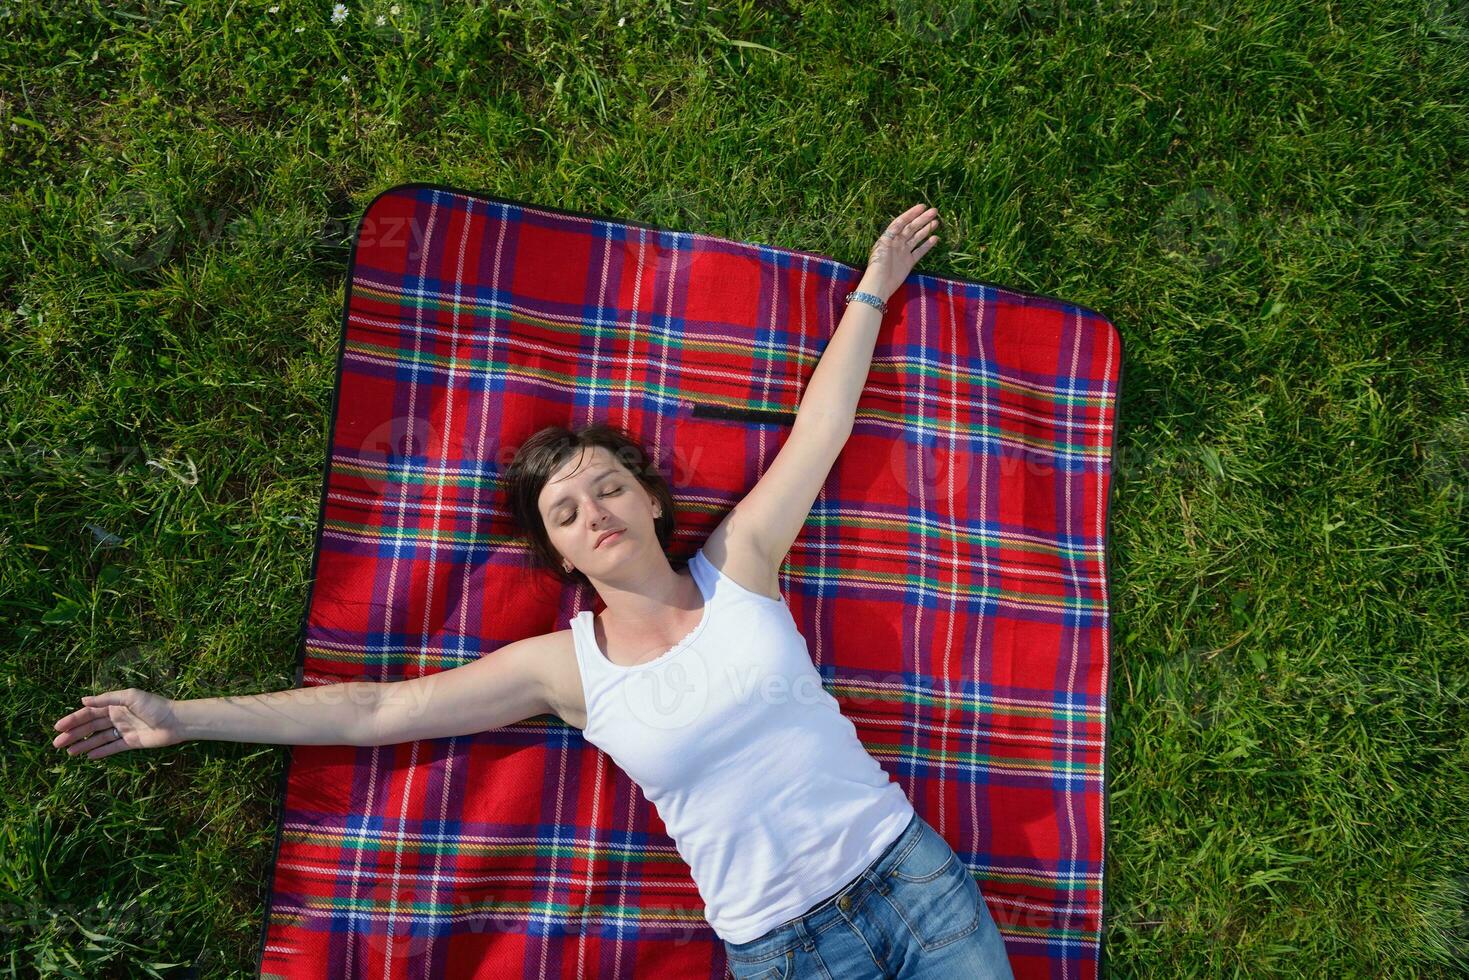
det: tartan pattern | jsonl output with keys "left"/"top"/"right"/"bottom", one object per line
{"left": 257, "top": 183, "right": 1122, "bottom": 979}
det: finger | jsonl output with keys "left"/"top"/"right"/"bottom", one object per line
{"left": 886, "top": 203, "right": 929, "bottom": 235}
{"left": 893, "top": 205, "right": 927, "bottom": 235}
{"left": 53, "top": 706, "right": 98, "bottom": 732}
{"left": 64, "top": 730, "right": 108, "bottom": 754}
{"left": 898, "top": 207, "right": 939, "bottom": 239}
{"left": 53, "top": 713, "right": 96, "bottom": 746}
{"left": 63, "top": 734, "right": 98, "bottom": 755}
{"left": 71, "top": 728, "right": 123, "bottom": 758}
{"left": 908, "top": 217, "right": 940, "bottom": 244}
{"left": 86, "top": 737, "right": 129, "bottom": 761}
{"left": 58, "top": 717, "right": 112, "bottom": 751}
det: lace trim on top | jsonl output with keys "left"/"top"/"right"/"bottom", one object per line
{"left": 583, "top": 553, "right": 709, "bottom": 669}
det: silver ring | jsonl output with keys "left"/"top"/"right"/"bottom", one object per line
{"left": 111, "top": 727, "right": 120, "bottom": 739}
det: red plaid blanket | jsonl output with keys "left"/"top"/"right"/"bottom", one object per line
{"left": 256, "top": 184, "right": 1122, "bottom": 979}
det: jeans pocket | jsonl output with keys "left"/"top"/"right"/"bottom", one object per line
{"left": 882, "top": 823, "right": 981, "bottom": 951}
{"left": 723, "top": 945, "right": 793, "bottom": 980}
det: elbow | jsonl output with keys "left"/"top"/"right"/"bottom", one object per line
{"left": 355, "top": 676, "right": 444, "bottom": 745}
{"left": 352, "top": 682, "right": 387, "bottom": 747}
{"left": 793, "top": 410, "right": 854, "bottom": 444}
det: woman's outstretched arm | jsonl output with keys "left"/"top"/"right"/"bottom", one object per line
{"left": 51, "top": 631, "right": 553, "bottom": 760}
{"left": 50, "top": 682, "right": 381, "bottom": 761}
{"left": 720, "top": 205, "right": 942, "bottom": 568}
{"left": 795, "top": 203, "right": 941, "bottom": 431}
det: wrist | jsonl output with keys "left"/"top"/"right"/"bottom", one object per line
{"left": 857, "top": 272, "right": 890, "bottom": 302}
{"left": 170, "top": 698, "right": 198, "bottom": 744}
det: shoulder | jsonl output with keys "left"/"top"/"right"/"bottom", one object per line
{"left": 531, "top": 627, "right": 587, "bottom": 730}
{"left": 698, "top": 525, "right": 783, "bottom": 602}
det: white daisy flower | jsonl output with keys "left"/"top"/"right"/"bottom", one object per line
{"left": 618, "top": 15, "right": 625, "bottom": 26}
{"left": 331, "top": 3, "right": 348, "bottom": 24}
{"left": 375, "top": 13, "right": 385, "bottom": 24}
{"left": 268, "top": 4, "right": 279, "bottom": 12}
{"left": 390, "top": 4, "right": 399, "bottom": 12}
{"left": 340, "top": 73, "right": 349, "bottom": 82}
{"left": 294, "top": 25, "right": 304, "bottom": 31}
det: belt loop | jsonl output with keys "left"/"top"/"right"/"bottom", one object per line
{"left": 794, "top": 919, "right": 815, "bottom": 952}
{"left": 863, "top": 867, "right": 889, "bottom": 896}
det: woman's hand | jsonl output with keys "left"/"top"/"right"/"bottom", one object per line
{"left": 858, "top": 203, "right": 942, "bottom": 303}
{"left": 51, "top": 688, "right": 184, "bottom": 761}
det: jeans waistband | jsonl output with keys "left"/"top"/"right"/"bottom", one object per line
{"left": 725, "top": 808, "right": 923, "bottom": 962}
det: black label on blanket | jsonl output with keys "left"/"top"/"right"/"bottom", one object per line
{"left": 691, "top": 404, "right": 796, "bottom": 426}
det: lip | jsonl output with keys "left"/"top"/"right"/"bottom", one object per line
{"left": 596, "top": 529, "right": 625, "bottom": 549}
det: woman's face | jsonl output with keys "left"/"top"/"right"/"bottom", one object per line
{"left": 537, "top": 446, "right": 656, "bottom": 573}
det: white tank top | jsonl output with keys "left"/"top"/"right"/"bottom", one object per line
{"left": 569, "top": 546, "right": 915, "bottom": 944}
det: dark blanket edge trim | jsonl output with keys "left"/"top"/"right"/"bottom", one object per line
{"left": 1099, "top": 318, "right": 1125, "bottom": 979}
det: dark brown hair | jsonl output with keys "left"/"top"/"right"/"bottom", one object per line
{"left": 505, "top": 421, "right": 682, "bottom": 589}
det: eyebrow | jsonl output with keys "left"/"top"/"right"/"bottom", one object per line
{"left": 546, "top": 468, "right": 621, "bottom": 513}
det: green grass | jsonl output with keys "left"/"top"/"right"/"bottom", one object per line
{"left": 3, "top": 0, "right": 1465, "bottom": 975}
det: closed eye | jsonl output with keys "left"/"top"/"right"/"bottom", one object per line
{"left": 558, "top": 487, "right": 621, "bottom": 526}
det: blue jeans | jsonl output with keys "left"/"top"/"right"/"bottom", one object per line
{"left": 722, "top": 811, "right": 1014, "bottom": 979}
